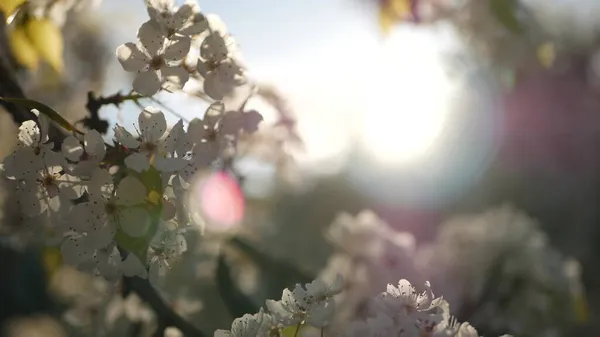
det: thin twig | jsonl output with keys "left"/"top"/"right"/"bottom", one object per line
{"left": 83, "top": 90, "right": 145, "bottom": 134}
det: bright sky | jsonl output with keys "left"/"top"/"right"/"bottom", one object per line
{"left": 98, "top": 0, "right": 501, "bottom": 207}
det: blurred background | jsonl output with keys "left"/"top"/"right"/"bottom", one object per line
{"left": 2, "top": 0, "right": 600, "bottom": 336}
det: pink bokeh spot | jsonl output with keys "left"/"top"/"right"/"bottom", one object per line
{"left": 197, "top": 172, "right": 245, "bottom": 231}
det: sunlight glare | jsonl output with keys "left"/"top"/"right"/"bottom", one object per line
{"left": 360, "top": 26, "right": 454, "bottom": 165}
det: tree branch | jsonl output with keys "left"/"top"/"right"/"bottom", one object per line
{"left": 123, "top": 276, "right": 207, "bottom": 337}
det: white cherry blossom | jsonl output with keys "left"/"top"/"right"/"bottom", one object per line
{"left": 145, "top": 0, "right": 208, "bottom": 38}
{"left": 116, "top": 20, "right": 191, "bottom": 96}
{"left": 214, "top": 309, "right": 273, "bottom": 337}
{"left": 61, "top": 129, "right": 106, "bottom": 176}
{"left": 83, "top": 172, "right": 151, "bottom": 238}
{"left": 114, "top": 107, "right": 187, "bottom": 173}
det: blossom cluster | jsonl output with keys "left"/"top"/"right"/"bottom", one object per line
{"left": 1, "top": 100, "right": 261, "bottom": 281}
{"left": 0, "top": 0, "right": 264, "bottom": 282}
{"left": 116, "top": 0, "right": 245, "bottom": 98}
{"left": 218, "top": 276, "right": 511, "bottom": 337}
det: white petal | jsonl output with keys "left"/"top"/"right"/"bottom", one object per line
{"left": 84, "top": 129, "right": 106, "bottom": 158}
{"left": 160, "top": 119, "right": 184, "bottom": 154}
{"left": 113, "top": 125, "right": 140, "bottom": 149}
{"left": 116, "top": 176, "right": 147, "bottom": 206}
{"left": 68, "top": 202, "right": 101, "bottom": 231}
{"left": 116, "top": 42, "right": 149, "bottom": 72}
{"left": 137, "top": 20, "right": 166, "bottom": 56}
{"left": 200, "top": 32, "right": 228, "bottom": 62}
{"left": 170, "top": 3, "right": 194, "bottom": 30}
{"left": 121, "top": 254, "right": 148, "bottom": 278}
{"left": 154, "top": 156, "right": 188, "bottom": 172}
{"left": 133, "top": 70, "right": 162, "bottom": 96}
{"left": 163, "top": 36, "right": 191, "bottom": 62}
{"left": 61, "top": 237, "right": 94, "bottom": 266}
{"left": 61, "top": 136, "right": 84, "bottom": 162}
{"left": 17, "top": 187, "right": 43, "bottom": 217}
{"left": 85, "top": 224, "right": 116, "bottom": 250}
{"left": 3, "top": 148, "right": 43, "bottom": 179}
{"left": 306, "top": 300, "right": 335, "bottom": 328}
{"left": 162, "top": 66, "right": 190, "bottom": 91}
{"left": 58, "top": 178, "right": 85, "bottom": 200}
{"left": 87, "top": 168, "right": 114, "bottom": 197}
{"left": 124, "top": 152, "right": 151, "bottom": 172}
{"left": 179, "top": 11, "right": 208, "bottom": 36}
{"left": 139, "top": 106, "right": 167, "bottom": 142}
{"left": 17, "top": 120, "right": 41, "bottom": 146}
{"left": 119, "top": 207, "right": 151, "bottom": 237}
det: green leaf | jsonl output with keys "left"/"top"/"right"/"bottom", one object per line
{"left": 0, "top": 97, "right": 83, "bottom": 134}
{"left": 114, "top": 167, "right": 163, "bottom": 265}
{"left": 489, "top": 0, "right": 524, "bottom": 34}
{"left": 281, "top": 324, "right": 303, "bottom": 337}
{"left": 228, "top": 237, "right": 313, "bottom": 300}
{"left": 114, "top": 229, "right": 151, "bottom": 264}
{"left": 216, "top": 253, "right": 261, "bottom": 318}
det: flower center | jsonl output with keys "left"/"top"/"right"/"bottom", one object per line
{"left": 140, "top": 141, "right": 157, "bottom": 153}
{"left": 42, "top": 174, "right": 55, "bottom": 187}
{"left": 149, "top": 56, "right": 165, "bottom": 70}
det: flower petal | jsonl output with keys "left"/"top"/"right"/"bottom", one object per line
{"left": 162, "top": 66, "right": 190, "bottom": 91}
{"left": 124, "top": 152, "right": 151, "bottom": 172}
{"left": 137, "top": 20, "right": 166, "bottom": 56}
{"left": 84, "top": 129, "right": 106, "bottom": 159}
{"left": 139, "top": 106, "right": 167, "bottom": 142}
{"left": 17, "top": 120, "right": 41, "bottom": 146}
{"left": 179, "top": 9, "right": 208, "bottom": 36}
{"left": 160, "top": 119, "right": 184, "bottom": 154}
{"left": 116, "top": 176, "right": 147, "bottom": 206}
{"left": 85, "top": 224, "right": 116, "bottom": 250}
{"left": 133, "top": 70, "right": 162, "bottom": 96}
{"left": 154, "top": 156, "right": 188, "bottom": 172}
{"left": 113, "top": 125, "right": 140, "bottom": 149}
{"left": 61, "top": 136, "right": 84, "bottom": 162}
{"left": 116, "top": 42, "right": 149, "bottom": 72}
{"left": 164, "top": 36, "right": 191, "bottom": 62}
{"left": 119, "top": 207, "right": 151, "bottom": 237}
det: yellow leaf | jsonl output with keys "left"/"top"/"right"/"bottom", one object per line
{"left": 42, "top": 246, "right": 63, "bottom": 280}
{"left": 378, "top": 0, "right": 411, "bottom": 34}
{"left": 0, "top": 0, "right": 26, "bottom": 17}
{"left": 24, "top": 18, "right": 64, "bottom": 74}
{"left": 8, "top": 26, "right": 40, "bottom": 71}
{"left": 537, "top": 42, "right": 555, "bottom": 68}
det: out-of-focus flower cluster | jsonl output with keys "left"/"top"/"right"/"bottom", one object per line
{"left": 219, "top": 275, "right": 512, "bottom": 337}
{"left": 419, "top": 205, "right": 585, "bottom": 336}
{"left": 318, "top": 206, "right": 584, "bottom": 336}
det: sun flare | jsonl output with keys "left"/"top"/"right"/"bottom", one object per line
{"left": 359, "top": 26, "right": 454, "bottom": 165}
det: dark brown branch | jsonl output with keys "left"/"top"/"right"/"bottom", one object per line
{"left": 123, "top": 276, "right": 207, "bottom": 337}
{"left": 83, "top": 91, "right": 145, "bottom": 134}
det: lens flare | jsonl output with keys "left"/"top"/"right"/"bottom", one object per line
{"left": 188, "top": 171, "right": 245, "bottom": 232}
